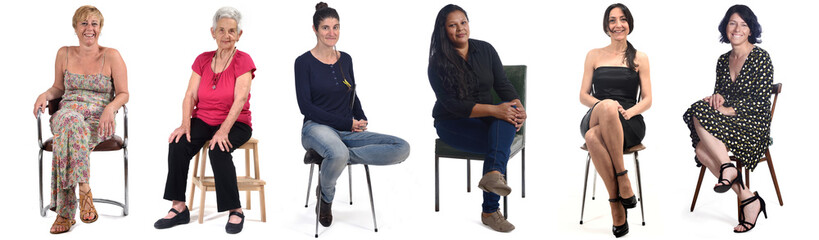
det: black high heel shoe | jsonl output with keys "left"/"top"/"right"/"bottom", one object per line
{"left": 734, "top": 191, "right": 767, "bottom": 233}
{"left": 714, "top": 163, "right": 744, "bottom": 193}
{"left": 615, "top": 170, "right": 637, "bottom": 209}
{"left": 609, "top": 197, "right": 629, "bottom": 238}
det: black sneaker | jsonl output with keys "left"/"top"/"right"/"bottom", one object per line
{"left": 154, "top": 206, "right": 190, "bottom": 229}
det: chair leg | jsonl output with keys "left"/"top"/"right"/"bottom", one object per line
{"left": 245, "top": 149, "right": 252, "bottom": 210}
{"left": 521, "top": 147, "right": 526, "bottom": 198}
{"left": 736, "top": 161, "right": 744, "bottom": 219}
{"left": 504, "top": 171, "right": 508, "bottom": 219}
{"left": 592, "top": 156, "right": 597, "bottom": 200}
{"left": 364, "top": 165, "right": 378, "bottom": 232}
{"left": 39, "top": 149, "right": 47, "bottom": 217}
{"left": 765, "top": 149, "right": 783, "bottom": 205}
{"left": 198, "top": 147, "right": 208, "bottom": 224}
{"left": 690, "top": 166, "right": 706, "bottom": 212}
{"left": 123, "top": 147, "right": 130, "bottom": 216}
{"left": 315, "top": 166, "right": 321, "bottom": 238}
{"left": 580, "top": 154, "right": 591, "bottom": 224}
{"left": 503, "top": 195, "right": 508, "bottom": 219}
{"left": 348, "top": 163, "right": 353, "bottom": 205}
{"left": 259, "top": 186, "right": 266, "bottom": 222}
{"left": 466, "top": 159, "right": 471, "bottom": 192}
{"left": 305, "top": 164, "right": 315, "bottom": 208}
{"left": 435, "top": 156, "right": 440, "bottom": 212}
{"left": 189, "top": 152, "right": 200, "bottom": 211}
{"left": 198, "top": 186, "right": 207, "bottom": 224}
{"left": 634, "top": 152, "right": 645, "bottom": 226}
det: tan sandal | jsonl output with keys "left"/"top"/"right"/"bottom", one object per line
{"left": 79, "top": 189, "right": 98, "bottom": 223}
{"left": 50, "top": 216, "right": 76, "bottom": 234}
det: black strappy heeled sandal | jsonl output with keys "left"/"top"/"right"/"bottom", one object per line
{"left": 609, "top": 197, "right": 629, "bottom": 238}
{"left": 714, "top": 163, "right": 744, "bottom": 193}
{"left": 734, "top": 191, "right": 767, "bottom": 233}
{"left": 615, "top": 170, "right": 637, "bottom": 209}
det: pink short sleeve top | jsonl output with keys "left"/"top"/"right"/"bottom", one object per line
{"left": 191, "top": 50, "right": 256, "bottom": 128}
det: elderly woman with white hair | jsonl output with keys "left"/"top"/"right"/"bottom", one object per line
{"left": 154, "top": 6, "right": 256, "bottom": 234}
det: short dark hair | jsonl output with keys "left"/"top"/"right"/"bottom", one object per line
{"left": 718, "top": 4, "right": 762, "bottom": 44}
{"left": 313, "top": 2, "right": 339, "bottom": 31}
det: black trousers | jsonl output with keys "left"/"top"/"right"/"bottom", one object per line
{"left": 163, "top": 118, "right": 252, "bottom": 212}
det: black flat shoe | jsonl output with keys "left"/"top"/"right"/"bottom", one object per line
{"left": 154, "top": 207, "right": 190, "bottom": 229}
{"left": 609, "top": 198, "right": 629, "bottom": 238}
{"left": 225, "top": 211, "right": 245, "bottom": 234}
{"left": 615, "top": 170, "right": 637, "bottom": 209}
{"left": 714, "top": 163, "right": 744, "bottom": 193}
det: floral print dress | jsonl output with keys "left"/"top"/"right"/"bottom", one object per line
{"left": 49, "top": 50, "right": 114, "bottom": 219}
{"left": 683, "top": 46, "right": 773, "bottom": 171}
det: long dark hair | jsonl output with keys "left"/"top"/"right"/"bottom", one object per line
{"left": 429, "top": 4, "right": 475, "bottom": 100}
{"left": 313, "top": 2, "right": 339, "bottom": 30}
{"left": 603, "top": 3, "right": 638, "bottom": 70}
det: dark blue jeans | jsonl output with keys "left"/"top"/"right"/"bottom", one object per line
{"left": 435, "top": 117, "right": 516, "bottom": 213}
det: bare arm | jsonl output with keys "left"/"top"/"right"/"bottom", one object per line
{"left": 33, "top": 47, "right": 68, "bottom": 117}
{"left": 209, "top": 71, "right": 252, "bottom": 151}
{"left": 579, "top": 49, "right": 600, "bottom": 108}
{"left": 168, "top": 71, "right": 201, "bottom": 143}
{"left": 98, "top": 48, "right": 130, "bottom": 137}
{"left": 623, "top": 51, "right": 652, "bottom": 118}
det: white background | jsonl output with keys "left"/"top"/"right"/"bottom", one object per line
{"left": 1, "top": 0, "right": 812, "bottom": 239}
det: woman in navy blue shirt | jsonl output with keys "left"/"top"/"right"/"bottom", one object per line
{"left": 294, "top": 2, "right": 410, "bottom": 228}
{"left": 428, "top": 4, "right": 526, "bottom": 232}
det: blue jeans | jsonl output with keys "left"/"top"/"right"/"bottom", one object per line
{"left": 435, "top": 117, "right": 516, "bottom": 213}
{"left": 301, "top": 120, "right": 410, "bottom": 203}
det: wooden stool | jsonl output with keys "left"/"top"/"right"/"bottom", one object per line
{"left": 188, "top": 138, "right": 266, "bottom": 223}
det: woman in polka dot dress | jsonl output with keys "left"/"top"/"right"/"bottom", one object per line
{"left": 682, "top": 4, "right": 771, "bottom": 233}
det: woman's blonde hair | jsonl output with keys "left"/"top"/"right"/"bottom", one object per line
{"left": 72, "top": 5, "right": 104, "bottom": 29}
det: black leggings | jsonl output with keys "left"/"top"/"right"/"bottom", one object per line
{"left": 163, "top": 118, "right": 252, "bottom": 212}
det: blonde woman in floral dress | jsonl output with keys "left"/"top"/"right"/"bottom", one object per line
{"left": 32, "top": 5, "right": 129, "bottom": 234}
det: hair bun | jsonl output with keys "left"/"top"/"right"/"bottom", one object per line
{"left": 315, "top": 2, "right": 329, "bottom": 10}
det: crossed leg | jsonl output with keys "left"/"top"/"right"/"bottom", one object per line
{"left": 584, "top": 100, "right": 634, "bottom": 226}
{"left": 692, "top": 116, "right": 761, "bottom": 232}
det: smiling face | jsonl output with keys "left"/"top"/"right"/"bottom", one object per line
{"left": 211, "top": 18, "right": 242, "bottom": 50}
{"left": 314, "top": 17, "right": 340, "bottom": 48}
{"left": 445, "top": 10, "right": 469, "bottom": 48}
{"left": 74, "top": 15, "right": 101, "bottom": 46}
{"left": 725, "top": 13, "right": 751, "bottom": 46}
{"left": 607, "top": 7, "right": 629, "bottom": 41}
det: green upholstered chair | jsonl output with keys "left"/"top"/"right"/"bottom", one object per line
{"left": 434, "top": 65, "right": 526, "bottom": 218}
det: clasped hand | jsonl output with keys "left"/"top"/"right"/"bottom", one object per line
{"left": 702, "top": 93, "right": 735, "bottom": 116}
{"left": 352, "top": 119, "right": 368, "bottom": 132}
{"left": 495, "top": 102, "right": 526, "bottom": 131}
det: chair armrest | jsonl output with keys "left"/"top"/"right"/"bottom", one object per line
{"left": 37, "top": 98, "right": 62, "bottom": 149}
{"left": 122, "top": 104, "right": 128, "bottom": 148}
{"left": 36, "top": 111, "right": 44, "bottom": 149}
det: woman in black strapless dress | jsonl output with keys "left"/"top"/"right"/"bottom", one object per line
{"left": 578, "top": 3, "right": 652, "bottom": 238}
